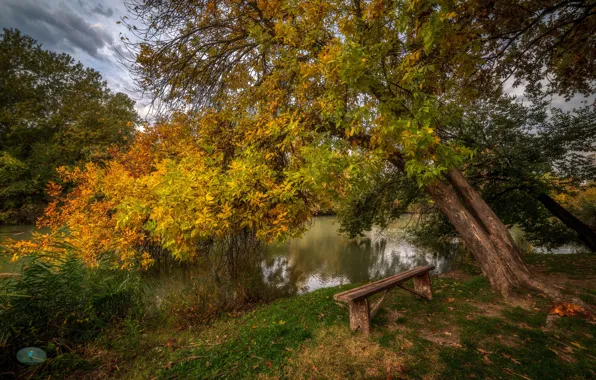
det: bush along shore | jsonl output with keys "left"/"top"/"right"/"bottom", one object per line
{"left": 1, "top": 253, "right": 595, "bottom": 379}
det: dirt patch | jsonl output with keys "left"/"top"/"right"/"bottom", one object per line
{"left": 478, "top": 333, "right": 522, "bottom": 349}
{"left": 470, "top": 294, "right": 538, "bottom": 315}
{"left": 469, "top": 301, "right": 506, "bottom": 318}
{"left": 438, "top": 269, "right": 474, "bottom": 282}
{"left": 529, "top": 264, "right": 596, "bottom": 292}
{"left": 385, "top": 308, "right": 407, "bottom": 323}
{"left": 417, "top": 325, "right": 462, "bottom": 348}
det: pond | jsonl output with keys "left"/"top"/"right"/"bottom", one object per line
{"left": 261, "top": 216, "right": 466, "bottom": 295}
{"left": 0, "top": 217, "right": 583, "bottom": 298}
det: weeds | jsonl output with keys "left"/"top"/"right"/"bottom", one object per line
{"left": 0, "top": 251, "right": 144, "bottom": 369}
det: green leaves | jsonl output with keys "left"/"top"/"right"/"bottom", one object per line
{"left": 0, "top": 29, "right": 139, "bottom": 224}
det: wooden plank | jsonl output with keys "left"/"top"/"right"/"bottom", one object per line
{"left": 334, "top": 266, "right": 430, "bottom": 301}
{"left": 334, "top": 265, "right": 434, "bottom": 302}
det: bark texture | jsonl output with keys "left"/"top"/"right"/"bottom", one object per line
{"left": 388, "top": 153, "right": 547, "bottom": 296}
{"left": 534, "top": 193, "right": 596, "bottom": 252}
{"left": 349, "top": 299, "right": 370, "bottom": 334}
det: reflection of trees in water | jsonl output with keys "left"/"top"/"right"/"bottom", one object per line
{"left": 126, "top": 218, "right": 577, "bottom": 302}
{"left": 143, "top": 217, "right": 468, "bottom": 302}
{"left": 261, "top": 217, "right": 466, "bottom": 296}
{"left": 365, "top": 227, "right": 463, "bottom": 280}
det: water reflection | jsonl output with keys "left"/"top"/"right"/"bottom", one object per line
{"left": 1, "top": 218, "right": 584, "bottom": 299}
{"left": 262, "top": 216, "right": 465, "bottom": 295}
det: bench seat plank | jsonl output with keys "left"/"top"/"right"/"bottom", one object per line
{"left": 334, "top": 265, "right": 435, "bottom": 302}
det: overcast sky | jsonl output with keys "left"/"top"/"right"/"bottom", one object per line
{"left": 0, "top": 0, "right": 150, "bottom": 115}
{"left": 1, "top": 0, "right": 591, "bottom": 118}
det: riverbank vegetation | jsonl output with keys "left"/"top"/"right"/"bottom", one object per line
{"left": 2, "top": 253, "right": 594, "bottom": 379}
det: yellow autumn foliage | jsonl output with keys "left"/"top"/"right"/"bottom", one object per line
{"left": 7, "top": 112, "right": 362, "bottom": 269}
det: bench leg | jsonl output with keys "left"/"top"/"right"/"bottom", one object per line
{"left": 370, "top": 289, "right": 389, "bottom": 319}
{"left": 349, "top": 299, "right": 370, "bottom": 335}
{"left": 413, "top": 271, "right": 433, "bottom": 300}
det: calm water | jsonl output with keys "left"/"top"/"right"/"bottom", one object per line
{"left": 0, "top": 217, "right": 584, "bottom": 297}
{"left": 262, "top": 216, "right": 465, "bottom": 294}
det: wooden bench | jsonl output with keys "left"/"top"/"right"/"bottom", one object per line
{"left": 334, "top": 265, "right": 435, "bottom": 335}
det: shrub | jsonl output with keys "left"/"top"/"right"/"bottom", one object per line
{"left": 0, "top": 251, "right": 144, "bottom": 365}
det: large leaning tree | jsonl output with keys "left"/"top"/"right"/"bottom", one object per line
{"left": 120, "top": 0, "right": 595, "bottom": 296}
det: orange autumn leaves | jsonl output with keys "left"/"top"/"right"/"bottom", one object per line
{"left": 7, "top": 112, "right": 356, "bottom": 269}
{"left": 548, "top": 303, "right": 590, "bottom": 318}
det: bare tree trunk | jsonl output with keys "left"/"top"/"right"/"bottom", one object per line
{"left": 534, "top": 193, "right": 596, "bottom": 252}
{"left": 427, "top": 174, "right": 539, "bottom": 295}
{"left": 442, "top": 168, "right": 552, "bottom": 294}
{"left": 388, "top": 154, "right": 549, "bottom": 296}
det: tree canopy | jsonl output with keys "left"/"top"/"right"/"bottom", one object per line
{"left": 0, "top": 29, "right": 139, "bottom": 223}
{"left": 10, "top": 1, "right": 595, "bottom": 295}
{"left": 10, "top": 112, "right": 373, "bottom": 269}
{"left": 339, "top": 97, "right": 596, "bottom": 250}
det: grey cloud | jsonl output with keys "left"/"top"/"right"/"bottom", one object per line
{"left": 92, "top": 4, "right": 114, "bottom": 17}
{"left": 0, "top": 0, "right": 113, "bottom": 59}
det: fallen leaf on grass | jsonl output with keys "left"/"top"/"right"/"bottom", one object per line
{"left": 548, "top": 347, "right": 574, "bottom": 363}
{"left": 477, "top": 348, "right": 493, "bottom": 355}
{"left": 502, "top": 367, "right": 532, "bottom": 380}
{"left": 501, "top": 353, "right": 521, "bottom": 364}
{"left": 570, "top": 341, "right": 586, "bottom": 349}
{"left": 482, "top": 355, "right": 493, "bottom": 365}
{"left": 548, "top": 303, "right": 588, "bottom": 317}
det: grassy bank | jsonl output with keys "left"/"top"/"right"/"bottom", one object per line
{"left": 9, "top": 254, "right": 596, "bottom": 379}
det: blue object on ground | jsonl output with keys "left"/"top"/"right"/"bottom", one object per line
{"left": 16, "top": 347, "right": 46, "bottom": 365}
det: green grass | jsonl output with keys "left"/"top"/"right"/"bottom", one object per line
{"left": 522, "top": 253, "right": 596, "bottom": 278}
{"left": 159, "top": 286, "right": 349, "bottom": 378}
{"left": 11, "top": 254, "right": 596, "bottom": 379}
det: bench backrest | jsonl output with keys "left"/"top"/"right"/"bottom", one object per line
{"left": 334, "top": 265, "right": 435, "bottom": 302}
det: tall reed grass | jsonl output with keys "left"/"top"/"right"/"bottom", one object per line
{"left": 0, "top": 251, "right": 144, "bottom": 367}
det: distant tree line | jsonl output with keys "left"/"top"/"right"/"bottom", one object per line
{"left": 0, "top": 29, "right": 138, "bottom": 224}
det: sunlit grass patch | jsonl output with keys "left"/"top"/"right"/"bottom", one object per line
{"left": 283, "top": 325, "right": 406, "bottom": 379}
